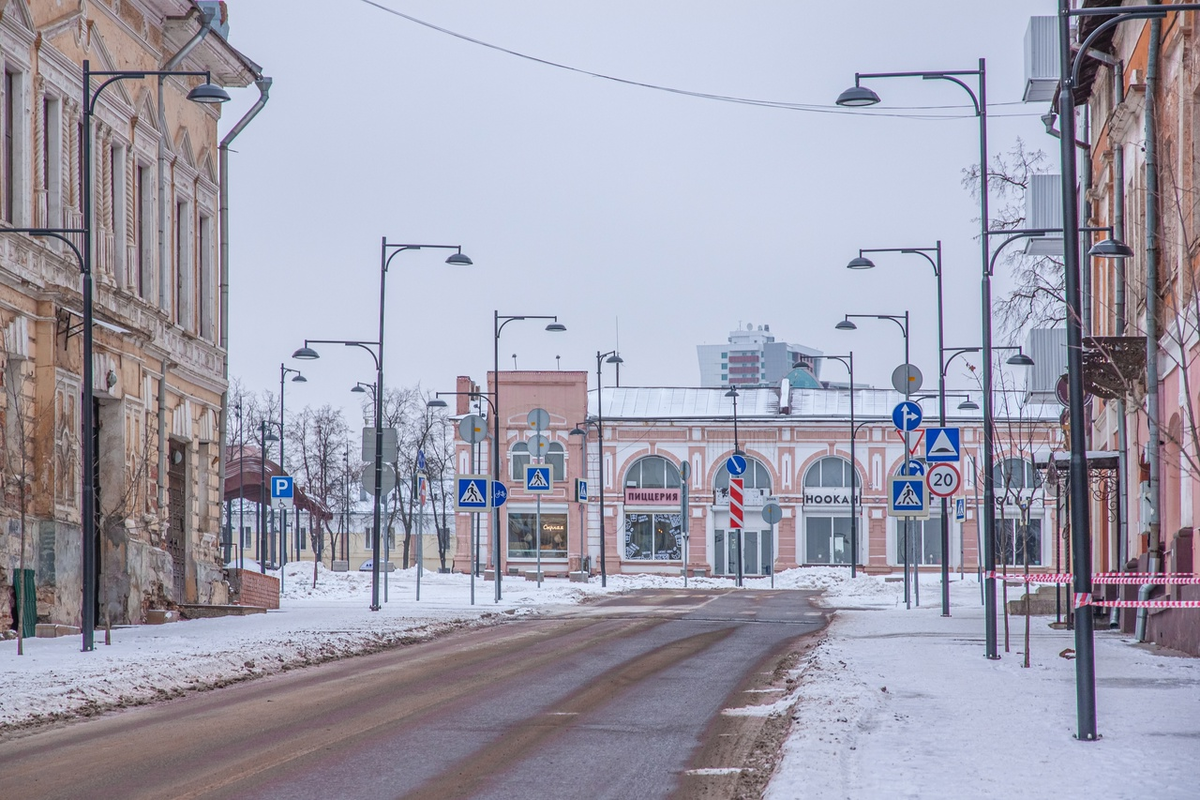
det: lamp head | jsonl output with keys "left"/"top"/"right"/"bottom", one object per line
{"left": 291, "top": 373, "right": 307, "bottom": 383}
{"left": 264, "top": 431, "right": 279, "bottom": 443}
{"left": 1006, "top": 352, "right": 1035, "bottom": 367}
{"left": 186, "top": 81, "right": 232, "bottom": 104}
{"left": 426, "top": 398, "right": 448, "bottom": 409}
{"left": 836, "top": 84, "right": 881, "bottom": 107}
{"left": 846, "top": 255, "right": 875, "bottom": 270}
{"left": 835, "top": 319, "right": 857, "bottom": 331}
{"left": 724, "top": 387, "right": 739, "bottom": 398}
{"left": 292, "top": 346, "right": 319, "bottom": 360}
{"left": 545, "top": 322, "right": 567, "bottom": 332}
{"left": 1088, "top": 238, "right": 1135, "bottom": 259}
{"left": 350, "top": 384, "right": 366, "bottom": 394}
{"left": 445, "top": 252, "right": 473, "bottom": 267}
{"left": 569, "top": 426, "right": 586, "bottom": 436}
{"left": 958, "top": 398, "right": 980, "bottom": 411}
{"left": 606, "top": 353, "right": 623, "bottom": 364}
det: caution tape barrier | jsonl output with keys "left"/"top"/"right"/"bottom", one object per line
{"left": 983, "top": 571, "right": 1200, "bottom": 585}
{"left": 1074, "top": 596, "right": 1200, "bottom": 609}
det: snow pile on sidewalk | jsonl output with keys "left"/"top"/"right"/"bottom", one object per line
{"left": 765, "top": 580, "right": 1200, "bottom": 800}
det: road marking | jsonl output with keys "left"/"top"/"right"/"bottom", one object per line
{"left": 685, "top": 768, "right": 744, "bottom": 775}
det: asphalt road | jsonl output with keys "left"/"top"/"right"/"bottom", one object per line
{"left": 0, "top": 588, "right": 829, "bottom": 800}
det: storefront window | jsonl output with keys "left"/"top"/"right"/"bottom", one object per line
{"left": 714, "top": 528, "right": 774, "bottom": 575}
{"left": 625, "top": 455, "right": 681, "bottom": 489}
{"left": 507, "top": 512, "right": 567, "bottom": 558}
{"left": 895, "top": 517, "right": 942, "bottom": 565}
{"left": 996, "top": 517, "right": 1042, "bottom": 566}
{"left": 805, "top": 516, "right": 852, "bottom": 564}
{"left": 625, "top": 512, "right": 682, "bottom": 560}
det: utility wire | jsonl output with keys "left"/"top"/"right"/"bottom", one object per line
{"left": 356, "top": 0, "right": 1041, "bottom": 121}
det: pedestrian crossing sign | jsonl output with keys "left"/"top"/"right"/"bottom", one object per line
{"left": 454, "top": 475, "right": 490, "bottom": 512}
{"left": 525, "top": 464, "right": 552, "bottom": 493}
{"left": 888, "top": 475, "right": 929, "bottom": 518}
{"left": 954, "top": 497, "right": 966, "bottom": 522}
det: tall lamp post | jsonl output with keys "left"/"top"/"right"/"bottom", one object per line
{"left": 723, "top": 386, "right": 746, "bottom": 586}
{"left": 1055, "top": 1, "right": 1177, "bottom": 741}
{"left": 570, "top": 418, "right": 601, "bottom": 578}
{"left": 814, "top": 354, "right": 859, "bottom": 578}
{"left": 278, "top": 364, "right": 306, "bottom": 575}
{"left": 257, "top": 420, "right": 280, "bottom": 573}
{"left": 594, "top": 349, "right": 622, "bottom": 587}
{"left": 492, "top": 314, "right": 566, "bottom": 601}
{"left": 848, "top": 243, "right": 951, "bottom": 613}
{"left": 295, "top": 239, "right": 471, "bottom": 611}
{"left": 837, "top": 312, "right": 914, "bottom": 605}
{"left": 0, "top": 63, "right": 228, "bottom": 652}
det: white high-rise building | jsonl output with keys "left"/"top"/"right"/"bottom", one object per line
{"left": 697, "top": 324, "right": 823, "bottom": 387}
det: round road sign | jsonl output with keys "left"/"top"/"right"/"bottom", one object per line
{"left": 891, "top": 363, "right": 924, "bottom": 394}
{"left": 726, "top": 454, "right": 747, "bottom": 476}
{"left": 528, "top": 433, "right": 550, "bottom": 456}
{"left": 361, "top": 464, "right": 397, "bottom": 496}
{"left": 459, "top": 414, "right": 488, "bottom": 444}
{"left": 925, "top": 462, "right": 962, "bottom": 498}
{"left": 891, "top": 401, "right": 923, "bottom": 432}
{"left": 761, "top": 502, "right": 783, "bottom": 525}
{"left": 527, "top": 407, "right": 550, "bottom": 431}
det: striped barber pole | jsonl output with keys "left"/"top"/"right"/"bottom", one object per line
{"left": 729, "top": 477, "right": 744, "bottom": 530}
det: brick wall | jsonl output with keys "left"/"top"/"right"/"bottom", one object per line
{"left": 226, "top": 569, "right": 279, "bottom": 610}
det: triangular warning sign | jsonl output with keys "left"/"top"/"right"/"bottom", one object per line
{"left": 460, "top": 481, "right": 485, "bottom": 505}
{"left": 896, "top": 483, "right": 921, "bottom": 508}
{"left": 928, "top": 430, "right": 957, "bottom": 457}
{"left": 528, "top": 469, "right": 549, "bottom": 489}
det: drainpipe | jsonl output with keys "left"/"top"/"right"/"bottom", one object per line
{"left": 1137, "top": 9, "right": 1163, "bottom": 643}
{"left": 158, "top": 7, "right": 215, "bottom": 311}
{"left": 157, "top": 361, "right": 172, "bottom": 511}
{"left": 215, "top": 76, "right": 271, "bottom": 559}
{"left": 1113, "top": 65, "right": 1128, "bottom": 630}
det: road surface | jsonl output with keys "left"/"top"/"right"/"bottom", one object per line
{"left": 0, "top": 588, "right": 829, "bottom": 799}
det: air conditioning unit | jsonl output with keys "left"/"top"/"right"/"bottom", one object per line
{"left": 1025, "top": 173, "right": 1064, "bottom": 256}
{"left": 1024, "top": 17, "right": 1060, "bottom": 103}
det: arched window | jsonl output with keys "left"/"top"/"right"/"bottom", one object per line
{"left": 546, "top": 441, "right": 565, "bottom": 481}
{"left": 714, "top": 457, "right": 771, "bottom": 492}
{"left": 993, "top": 458, "right": 1041, "bottom": 492}
{"left": 509, "top": 441, "right": 529, "bottom": 481}
{"left": 803, "top": 456, "right": 859, "bottom": 489}
{"left": 624, "top": 455, "right": 682, "bottom": 489}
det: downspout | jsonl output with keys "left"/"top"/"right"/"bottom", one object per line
{"left": 157, "top": 362, "right": 172, "bottom": 511}
{"left": 1113, "top": 63, "right": 1128, "bottom": 630}
{"left": 158, "top": 7, "right": 215, "bottom": 311}
{"left": 1137, "top": 9, "right": 1163, "bottom": 643}
{"left": 215, "top": 76, "right": 271, "bottom": 563}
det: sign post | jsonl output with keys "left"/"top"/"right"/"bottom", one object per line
{"left": 527, "top": 409, "right": 549, "bottom": 586}
{"left": 681, "top": 461, "right": 691, "bottom": 587}
{"left": 727, "top": 455, "right": 746, "bottom": 588}
{"left": 762, "top": 501, "right": 783, "bottom": 588}
{"left": 893, "top": 401, "right": 923, "bottom": 608}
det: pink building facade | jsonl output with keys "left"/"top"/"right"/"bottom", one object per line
{"left": 451, "top": 372, "right": 1061, "bottom": 580}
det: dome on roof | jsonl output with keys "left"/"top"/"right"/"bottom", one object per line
{"left": 785, "top": 366, "right": 821, "bottom": 389}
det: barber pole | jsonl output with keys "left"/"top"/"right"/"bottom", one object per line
{"left": 729, "top": 478, "right": 744, "bottom": 530}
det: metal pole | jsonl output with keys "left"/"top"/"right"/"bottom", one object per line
{"left": 80, "top": 61, "right": 97, "bottom": 651}
{"left": 935, "top": 242, "right": 950, "bottom": 616}
{"left": 494, "top": 312, "right": 503, "bottom": 601}
{"left": 597, "top": 351, "right": 607, "bottom": 587}
{"left": 369, "top": 239, "right": 388, "bottom": 611}
{"left": 1058, "top": 0, "right": 1096, "bottom": 739}
{"left": 903, "top": 316, "right": 912, "bottom": 610}
{"left": 259, "top": 422, "right": 267, "bottom": 574}
{"left": 681, "top": 460, "right": 690, "bottom": 588}
{"left": 417, "top": 474, "right": 423, "bottom": 600}
{"left": 238, "top": 404, "right": 245, "bottom": 570}
{"left": 849, "top": 353, "right": 858, "bottom": 578}
{"left": 733, "top": 390, "right": 743, "bottom": 588}
{"left": 279, "top": 365, "right": 286, "bottom": 595}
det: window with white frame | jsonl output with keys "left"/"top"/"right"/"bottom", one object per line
{"left": 509, "top": 441, "right": 529, "bottom": 481}
{"left": 198, "top": 213, "right": 213, "bottom": 339}
{"left": 624, "top": 455, "right": 682, "bottom": 489}
{"left": 714, "top": 457, "right": 771, "bottom": 492}
{"left": 895, "top": 515, "right": 943, "bottom": 565}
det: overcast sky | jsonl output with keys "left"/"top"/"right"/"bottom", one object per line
{"left": 219, "top": 0, "right": 1055, "bottom": 424}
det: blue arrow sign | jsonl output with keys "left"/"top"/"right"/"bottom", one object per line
{"left": 905, "top": 459, "right": 926, "bottom": 476}
{"left": 726, "top": 454, "right": 747, "bottom": 476}
{"left": 455, "top": 476, "right": 489, "bottom": 511}
{"left": 892, "top": 401, "right": 923, "bottom": 432}
{"left": 924, "top": 427, "right": 962, "bottom": 463}
{"left": 417, "top": 448, "right": 426, "bottom": 472}
{"left": 270, "top": 476, "right": 294, "bottom": 499}
{"left": 491, "top": 481, "right": 508, "bottom": 507}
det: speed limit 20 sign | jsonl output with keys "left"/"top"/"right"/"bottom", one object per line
{"left": 925, "top": 463, "right": 962, "bottom": 498}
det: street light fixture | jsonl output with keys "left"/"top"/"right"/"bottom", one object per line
{"left": 594, "top": 349, "right": 622, "bottom": 587}
{"left": 277, "top": 364, "right": 306, "bottom": 576}
{"left": 846, "top": 242, "right": 950, "bottom": 614}
{"left": 258, "top": 421, "right": 280, "bottom": 574}
{"left": 834, "top": 319, "right": 857, "bottom": 331}
{"left": 296, "top": 238, "right": 471, "bottom": 611}
{"left": 492, "top": 313, "right": 566, "bottom": 600}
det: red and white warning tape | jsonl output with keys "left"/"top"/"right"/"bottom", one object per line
{"left": 983, "top": 571, "right": 1200, "bottom": 585}
{"left": 1075, "top": 596, "right": 1200, "bottom": 609}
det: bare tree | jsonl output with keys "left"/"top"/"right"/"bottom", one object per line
{"left": 288, "top": 404, "right": 349, "bottom": 586}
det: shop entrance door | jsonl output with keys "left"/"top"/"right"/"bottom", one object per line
{"left": 714, "top": 529, "right": 774, "bottom": 577}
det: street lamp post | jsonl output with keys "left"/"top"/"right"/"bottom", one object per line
{"left": 295, "top": 239, "right": 470, "bottom": 611}
{"left": 723, "top": 386, "right": 747, "bottom": 587}
{"left": 492, "top": 313, "right": 566, "bottom": 601}
{"left": 258, "top": 421, "right": 280, "bottom": 573}
{"left": 815, "top": 354, "right": 858, "bottom": 578}
{"left": 849, "top": 243, "right": 950, "bottom": 612}
{"left": 277, "top": 364, "right": 305, "bottom": 586}
{"left": 0, "top": 62, "right": 229, "bottom": 652}
{"left": 1055, "top": 1, "right": 1180, "bottom": 741}
{"left": 837, "top": 312, "right": 913, "bottom": 605}
{"left": 570, "top": 419, "right": 601, "bottom": 579}
{"left": 595, "top": 350, "right": 622, "bottom": 587}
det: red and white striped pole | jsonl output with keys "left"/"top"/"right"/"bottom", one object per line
{"left": 730, "top": 477, "right": 744, "bottom": 587}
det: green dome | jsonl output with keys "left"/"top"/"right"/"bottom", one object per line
{"left": 785, "top": 367, "right": 821, "bottom": 389}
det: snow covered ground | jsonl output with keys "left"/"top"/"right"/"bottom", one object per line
{"left": 764, "top": 578, "right": 1200, "bottom": 800}
{"left": 2, "top": 564, "right": 1196, "bottom": 800}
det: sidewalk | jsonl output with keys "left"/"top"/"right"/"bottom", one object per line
{"left": 765, "top": 579, "right": 1199, "bottom": 800}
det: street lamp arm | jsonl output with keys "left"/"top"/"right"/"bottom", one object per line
{"left": 941, "top": 347, "right": 982, "bottom": 377}
{"left": 1071, "top": 11, "right": 1170, "bottom": 86}
{"left": 435, "top": 389, "right": 497, "bottom": 414}
{"left": 381, "top": 243, "right": 465, "bottom": 273}
{"left": 0, "top": 228, "right": 86, "bottom": 272}
{"left": 922, "top": 74, "right": 981, "bottom": 115}
{"left": 855, "top": 68, "right": 981, "bottom": 113}
{"left": 496, "top": 314, "right": 558, "bottom": 338}
{"left": 87, "top": 69, "right": 214, "bottom": 112}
